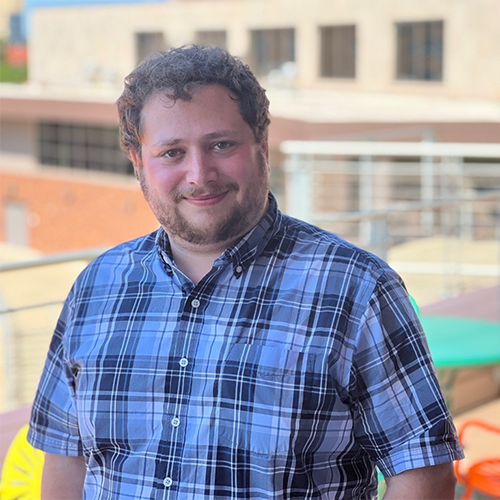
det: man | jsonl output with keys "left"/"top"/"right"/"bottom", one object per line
{"left": 29, "top": 46, "right": 463, "bottom": 499}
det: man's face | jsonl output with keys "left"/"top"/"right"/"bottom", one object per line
{"left": 131, "top": 85, "right": 270, "bottom": 252}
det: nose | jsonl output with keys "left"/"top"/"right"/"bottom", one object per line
{"left": 185, "top": 150, "right": 218, "bottom": 186}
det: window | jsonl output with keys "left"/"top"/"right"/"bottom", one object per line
{"left": 396, "top": 21, "right": 443, "bottom": 81}
{"left": 195, "top": 30, "right": 227, "bottom": 50}
{"left": 250, "top": 28, "right": 295, "bottom": 76}
{"left": 39, "top": 123, "right": 134, "bottom": 176}
{"left": 136, "top": 32, "right": 166, "bottom": 64}
{"left": 320, "top": 25, "right": 356, "bottom": 78}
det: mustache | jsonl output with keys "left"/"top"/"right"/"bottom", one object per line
{"left": 172, "top": 182, "right": 239, "bottom": 203}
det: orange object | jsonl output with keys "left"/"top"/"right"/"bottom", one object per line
{"left": 455, "top": 419, "right": 500, "bottom": 499}
{"left": 4, "top": 43, "right": 27, "bottom": 67}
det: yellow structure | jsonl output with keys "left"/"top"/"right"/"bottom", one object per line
{"left": 0, "top": 424, "right": 43, "bottom": 500}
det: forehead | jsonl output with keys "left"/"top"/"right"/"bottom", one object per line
{"left": 139, "top": 85, "right": 252, "bottom": 140}
{"left": 143, "top": 85, "right": 238, "bottom": 118}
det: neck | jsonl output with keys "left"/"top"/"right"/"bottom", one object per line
{"left": 168, "top": 238, "right": 227, "bottom": 285}
{"left": 165, "top": 198, "right": 269, "bottom": 285}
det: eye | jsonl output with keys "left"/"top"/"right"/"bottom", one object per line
{"left": 162, "top": 149, "right": 182, "bottom": 158}
{"left": 214, "top": 141, "right": 233, "bottom": 151}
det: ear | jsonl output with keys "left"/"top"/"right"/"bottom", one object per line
{"left": 130, "top": 149, "right": 140, "bottom": 169}
{"left": 129, "top": 149, "right": 143, "bottom": 180}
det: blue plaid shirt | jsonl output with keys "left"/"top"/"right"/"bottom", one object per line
{"left": 29, "top": 195, "right": 463, "bottom": 499}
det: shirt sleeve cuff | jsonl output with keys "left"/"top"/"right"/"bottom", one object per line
{"left": 27, "top": 426, "right": 84, "bottom": 457}
{"left": 377, "top": 438, "right": 465, "bottom": 478}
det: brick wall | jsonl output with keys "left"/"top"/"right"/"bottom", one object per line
{"left": 0, "top": 169, "right": 159, "bottom": 254}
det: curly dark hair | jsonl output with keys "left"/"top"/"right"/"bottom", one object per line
{"left": 116, "top": 45, "right": 271, "bottom": 159}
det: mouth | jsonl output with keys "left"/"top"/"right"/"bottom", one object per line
{"left": 183, "top": 191, "right": 229, "bottom": 206}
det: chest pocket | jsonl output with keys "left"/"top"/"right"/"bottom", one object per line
{"left": 216, "top": 343, "right": 324, "bottom": 457}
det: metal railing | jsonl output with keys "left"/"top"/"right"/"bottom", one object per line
{"left": 0, "top": 249, "right": 106, "bottom": 411}
{"left": 280, "top": 139, "right": 500, "bottom": 309}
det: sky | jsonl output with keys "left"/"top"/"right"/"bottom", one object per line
{"left": 22, "top": 0, "right": 169, "bottom": 38}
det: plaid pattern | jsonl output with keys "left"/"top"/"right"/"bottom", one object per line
{"left": 29, "top": 195, "right": 463, "bottom": 499}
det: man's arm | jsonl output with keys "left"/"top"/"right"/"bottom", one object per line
{"left": 41, "top": 453, "right": 86, "bottom": 500}
{"left": 384, "top": 463, "right": 457, "bottom": 500}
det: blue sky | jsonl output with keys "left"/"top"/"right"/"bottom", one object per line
{"left": 22, "top": 0, "right": 170, "bottom": 39}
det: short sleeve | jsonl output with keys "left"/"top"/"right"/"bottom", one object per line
{"left": 27, "top": 292, "right": 83, "bottom": 456}
{"left": 350, "top": 269, "right": 464, "bottom": 477}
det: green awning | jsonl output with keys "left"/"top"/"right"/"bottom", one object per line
{"left": 420, "top": 315, "right": 500, "bottom": 368}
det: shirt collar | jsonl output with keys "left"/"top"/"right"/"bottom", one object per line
{"left": 155, "top": 193, "right": 281, "bottom": 279}
{"left": 217, "top": 193, "right": 281, "bottom": 278}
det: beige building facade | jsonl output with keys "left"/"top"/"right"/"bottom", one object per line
{"left": 29, "top": 0, "right": 500, "bottom": 106}
{"left": 2, "top": 0, "right": 499, "bottom": 257}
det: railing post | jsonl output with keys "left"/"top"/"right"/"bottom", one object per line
{"left": 370, "top": 217, "right": 389, "bottom": 261}
{"left": 421, "top": 149, "right": 434, "bottom": 237}
{"left": 284, "top": 153, "right": 313, "bottom": 221}
{"left": 440, "top": 156, "right": 462, "bottom": 298}
{"left": 359, "top": 155, "right": 373, "bottom": 247}
{"left": 457, "top": 156, "right": 473, "bottom": 241}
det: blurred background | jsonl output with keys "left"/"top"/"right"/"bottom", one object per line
{"left": 0, "top": 0, "right": 500, "bottom": 495}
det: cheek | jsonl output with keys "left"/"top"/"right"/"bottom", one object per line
{"left": 144, "top": 164, "right": 182, "bottom": 193}
{"left": 225, "top": 151, "right": 265, "bottom": 185}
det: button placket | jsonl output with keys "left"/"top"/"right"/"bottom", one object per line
{"left": 169, "top": 289, "right": 205, "bottom": 491}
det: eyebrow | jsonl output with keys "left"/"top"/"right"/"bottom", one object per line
{"left": 151, "top": 130, "right": 238, "bottom": 149}
{"left": 152, "top": 138, "right": 182, "bottom": 148}
{"left": 203, "top": 130, "right": 236, "bottom": 140}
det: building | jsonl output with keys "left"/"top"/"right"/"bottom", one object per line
{"left": 1, "top": 0, "right": 499, "bottom": 420}
{"left": 27, "top": 0, "right": 500, "bottom": 102}
{"left": 1, "top": 0, "right": 26, "bottom": 72}
{"left": 1, "top": 0, "right": 500, "bottom": 253}
{"left": 0, "top": 0, "right": 22, "bottom": 41}
{"left": 0, "top": 94, "right": 159, "bottom": 252}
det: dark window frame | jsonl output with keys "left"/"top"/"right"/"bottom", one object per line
{"left": 38, "top": 122, "right": 134, "bottom": 176}
{"left": 136, "top": 32, "right": 166, "bottom": 64}
{"left": 250, "top": 28, "right": 295, "bottom": 77}
{"left": 320, "top": 25, "right": 356, "bottom": 79}
{"left": 195, "top": 30, "right": 227, "bottom": 50}
{"left": 396, "top": 20, "right": 444, "bottom": 81}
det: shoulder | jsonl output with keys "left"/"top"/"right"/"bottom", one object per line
{"left": 276, "top": 213, "right": 394, "bottom": 282}
{"left": 93, "top": 230, "right": 158, "bottom": 263}
{"left": 71, "top": 230, "right": 160, "bottom": 290}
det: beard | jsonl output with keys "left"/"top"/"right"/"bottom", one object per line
{"left": 138, "top": 152, "right": 270, "bottom": 248}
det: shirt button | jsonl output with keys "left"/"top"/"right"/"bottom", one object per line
{"left": 163, "top": 477, "right": 173, "bottom": 488}
{"left": 179, "top": 358, "right": 189, "bottom": 368}
{"left": 171, "top": 417, "right": 181, "bottom": 428}
{"left": 191, "top": 299, "right": 200, "bottom": 308}
{"left": 235, "top": 265, "right": 243, "bottom": 273}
